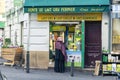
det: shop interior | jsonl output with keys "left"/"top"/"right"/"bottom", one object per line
{"left": 49, "top": 22, "right": 82, "bottom": 67}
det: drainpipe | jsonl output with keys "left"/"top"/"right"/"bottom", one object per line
{"left": 108, "top": 0, "right": 112, "bottom": 53}
{"left": 26, "top": 13, "right": 30, "bottom": 73}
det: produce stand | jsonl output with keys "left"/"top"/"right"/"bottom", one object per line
{"left": 102, "top": 53, "right": 120, "bottom": 76}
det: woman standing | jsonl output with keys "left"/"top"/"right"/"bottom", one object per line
{"left": 54, "top": 37, "right": 67, "bottom": 73}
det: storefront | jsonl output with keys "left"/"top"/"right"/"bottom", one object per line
{"left": 24, "top": 0, "right": 110, "bottom": 69}
{"left": 112, "top": 5, "right": 120, "bottom": 52}
{"left": 37, "top": 13, "right": 103, "bottom": 68}
{"left": 48, "top": 20, "right": 84, "bottom": 68}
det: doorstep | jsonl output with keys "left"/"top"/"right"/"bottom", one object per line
{"left": 82, "top": 68, "right": 94, "bottom": 71}
{"left": 48, "top": 62, "right": 54, "bottom": 67}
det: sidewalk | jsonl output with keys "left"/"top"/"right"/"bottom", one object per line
{"left": 0, "top": 58, "right": 117, "bottom": 80}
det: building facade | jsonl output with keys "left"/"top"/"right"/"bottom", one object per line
{"left": 3, "top": 0, "right": 111, "bottom": 69}
{"left": 3, "top": 0, "right": 120, "bottom": 70}
{"left": 0, "top": 0, "right": 5, "bottom": 56}
{"left": 111, "top": 0, "right": 120, "bottom": 53}
{"left": 0, "top": 0, "right": 5, "bottom": 37}
{"left": 23, "top": 0, "right": 110, "bottom": 69}
{"left": 0, "top": 0, "right": 5, "bottom": 14}
{"left": 4, "top": 0, "right": 25, "bottom": 46}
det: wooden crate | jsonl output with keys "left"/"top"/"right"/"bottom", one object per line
{"left": 1, "top": 48, "right": 23, "bottom": 66}
{"left": 94, "top": 60, "right": 101, "bottom": 76}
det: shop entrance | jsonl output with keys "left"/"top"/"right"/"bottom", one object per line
{"left": 85, "top": 21, "right": 101, "bottom": 68}
{"left": 49, "top": 22, "right": 82, "bottom": 67}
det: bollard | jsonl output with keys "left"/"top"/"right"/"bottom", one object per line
{"left": 71, "top": 59, "right": 74, "bottom": 77}
{"left": 26, "top": 51, "right": 30, "bottom": 73}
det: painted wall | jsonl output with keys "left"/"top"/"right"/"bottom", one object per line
{"left": 0, "top": 30, "right": 3, "bottom": 38}
{"left": 14, "top": 23, "right": 21, "bottom": 45}
{"left": 102, "top": 12, "right": 109, "bottom": 51}
{"left": 23, "top": 13, "right": 49, "bottom": 51}
{"left": 5, "top": 14, "right": 21, "bottom": 46}
{"left": 18, "top": 8, "right": 24, "bottom": 22}
{"left": 0, "top": 0, "right": 5, "bottom": 14}
{"left": 4, "top": 7, "right": 28, "bottom": 46}
{"left": 4, "top": 26, "right": 10, "bottom": 38}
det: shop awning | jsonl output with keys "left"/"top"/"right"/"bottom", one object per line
{"left": 24, "top": 0, "right": 110, "bottom": 13}
{"left": 0, "top": 22, "right": 5, "bottom": 28}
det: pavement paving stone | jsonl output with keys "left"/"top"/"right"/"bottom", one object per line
{"left": 0, "top": 58, "right": 117, "bottom": 80}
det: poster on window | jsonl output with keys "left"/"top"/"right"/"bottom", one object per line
{"left": 66, "top": 50, "right": 81, "bottom": 67}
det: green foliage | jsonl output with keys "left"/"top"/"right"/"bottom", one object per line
{"left": 2, "top": 45, "right": 9, "bottom": 48}
{"left": 102, "top": 47, "right": 109, "bottom": 53}
{"left": 20, "top": 44, "right": 24, "bottom": 47}
{"left": 5, "top": 38, "right": 11, "bottom": 45}
{"left": 2, "top": 38, "right": 11, "bottom": 48}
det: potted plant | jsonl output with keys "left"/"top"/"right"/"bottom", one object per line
{"left": 2, "top": 38, "right": 11, "bottom": 48}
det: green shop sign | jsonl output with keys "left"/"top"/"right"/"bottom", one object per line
{"left": 24, "top": 6, "right": 109, "bottom": 13}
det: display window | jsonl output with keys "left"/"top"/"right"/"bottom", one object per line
{"left": 112, "top": 19, "right": 120, "bottom": 52}
{"left": 66, "top": 25, "right": 82, "bottom": 67}
{"left": 49, "top": 22, "right": 84, "bottom": 67}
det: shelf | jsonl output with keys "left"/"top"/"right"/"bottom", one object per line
{"left": 103, "top": 71, "right": 118, "bottom": 75}
{"left": 103, "top": 73, "right": 117, "bottom": 76}
{"left": 102, "top": 53, "right": 120, "bottom": 55}
{"left": 111, "top": 54, "right": 120, "bottom": 56}
{"left": 102, "top": 53, "right": 109, "bottom": 55}
{"left": 112, "top": 43, "right": 120, "bottom": 44}
{"left": 103, "top": 71, "right": 118, "bottom": 76}
{"left": 102, "top": 53, "right": 120, "bottom": 76}
{"left": 103, "top": 71, "right": 112, "bottom": 73}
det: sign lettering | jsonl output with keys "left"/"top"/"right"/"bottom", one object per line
{"left": 37, "top": 13, "right": 102, "bottom": 21}
{"left": 24, "top": 6, "right": 109, "bottom": 13}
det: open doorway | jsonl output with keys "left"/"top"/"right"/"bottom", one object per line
{"left": 49, "top": 22, "right": 82, "bottom": 67}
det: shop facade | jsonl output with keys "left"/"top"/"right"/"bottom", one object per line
{"left": 24, "top": 0, "right": 110, "bottom": 69}
{"left": 111, "top": 4, "right": 120, "bottom": 53}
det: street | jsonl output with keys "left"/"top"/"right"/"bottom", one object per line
{"left": 0, "top": 0, "right": 120, "bottom": 80}
{"left": 0, "top": 60, "right": 116, "bottom": 80}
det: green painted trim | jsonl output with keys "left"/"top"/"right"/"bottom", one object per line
{"left": 81, "top": 20, "right": 85, "bottom": 68}
{"left": 0, "top": 22, "right": 5, "bottom": 28}
{"left": 24, "top": 6, "right": 109, "bottom": 13}
{"left": 24, "top": 0, "right": 110, "bottom": 7}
